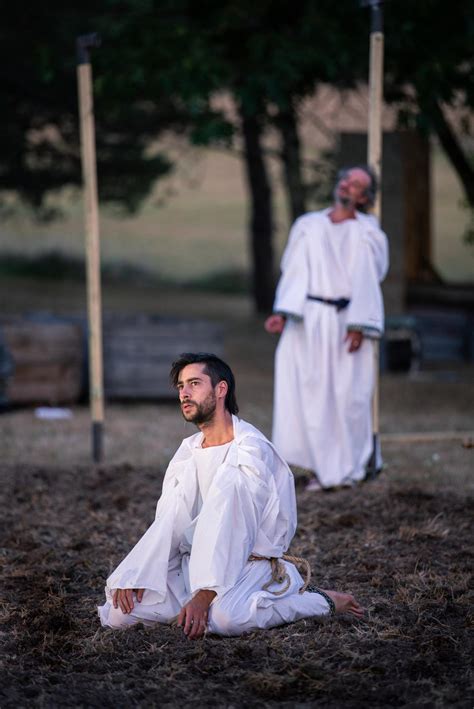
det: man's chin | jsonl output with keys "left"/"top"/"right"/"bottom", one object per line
{"left": 182, "top": 410, "right": 206, "bottom": 425}
{"left": 182, "top": 411, "right": 215, "bottom": 426}
{"left": 336, "top": 195, "right": 353, "bottom": 209}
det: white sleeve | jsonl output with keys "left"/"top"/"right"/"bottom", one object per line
{"left": 346, "top": 235, "right": 385, "bottom": 337}
{"left": 365, "top": 223, "right": 389, "bottom": 282}
{"left": 188, "top": 463, "right": 271, "bottom": 597}
{"left": 105, "top": 484, "right": 182, "bottom": 604}
{"left": 273, "top": 219, "right": 310, "bottom": 320}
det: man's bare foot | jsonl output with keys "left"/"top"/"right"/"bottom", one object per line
{"left": 323, "top": 590, "right": 365, "bottom": 618}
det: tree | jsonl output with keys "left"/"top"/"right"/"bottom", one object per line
{"left": 384, "top": 0, "right": 474, "bottom": 213}
{"left": 156, "top": 0, "right": 367, "bottom": 310}
{"left": 0, "top": 1, "right": 200, "bottom": 215}
{"left": 1, "top": 0, "right": 472, "bottom": 313}
{"left": 2, "top": 0, "right": 368, "bottom": 311}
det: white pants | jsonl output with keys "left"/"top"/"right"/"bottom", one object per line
{"left": 98, "top": 555, "right": 331, "bottom": 636}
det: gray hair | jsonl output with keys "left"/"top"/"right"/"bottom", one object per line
{"left": 337, "top": 165, "right": 378, "bottom": 212}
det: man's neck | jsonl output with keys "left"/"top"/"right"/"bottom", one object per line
{"left": 328, "top": 202, "right": 357, "bottom": 224}
{"left": 198, "top": 410, "right": 234, "bottom": 448}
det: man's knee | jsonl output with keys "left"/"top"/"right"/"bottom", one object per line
{"left": 208, "top": 603, "right": 240, "bottom": 636}
{"left": 100, "top": 600, "right": 179, "bottom": 629}
{"left": 100, "top": 603, "right": 138, "bottom": 629}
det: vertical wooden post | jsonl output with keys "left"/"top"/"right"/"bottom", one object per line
{"left": 76, "top": 34, "right": 104, "bottom": 463}
{"left": 364, "top": 1, "right": 384, "bottom": 476}
{"left": 368, "top": 32, "right": 384, "bottom": 214}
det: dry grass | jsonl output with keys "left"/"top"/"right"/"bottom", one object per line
{"left": 1, "top": 465, "right": 473, "bottom": 708}
{"left": 1, "top": 283, "right": 473, "bottom": 706}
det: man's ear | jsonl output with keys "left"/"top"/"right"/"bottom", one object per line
{"left": 216, "top": 380, "right": 228, "bottom": 400}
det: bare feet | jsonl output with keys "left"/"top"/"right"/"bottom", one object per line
{"left": 323, "top": 590, "right": 365, "bottom": 618}
{"left": 305, "top": 478, "right": 322, "bottom": 492}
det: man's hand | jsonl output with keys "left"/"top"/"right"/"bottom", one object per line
{"left": 177, "top": 589, "right": 216, "bottom": 640}
{"left": 112, "top": 588, "right": 144, "bottom": 614}
{"left": 345, "top": 330, "right": 364, "bottom": 353}
{"left": 264, "top": 314, "right": 286, "bottom": 334}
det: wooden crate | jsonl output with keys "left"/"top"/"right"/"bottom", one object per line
{"left": 1, "top": 320, "right": 84, "bottom": 404}
{"left": 103, "top": 316, "right": 224, "bottom": 399}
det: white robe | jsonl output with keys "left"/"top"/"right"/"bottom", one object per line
{"left": 98, "top": 416, "right": 331, "bottom": 636}
{"left": 272, "top": 209, "right": 389, "bottom": 487}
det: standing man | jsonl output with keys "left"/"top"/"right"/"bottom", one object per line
{"left": 265, "top": 167, "right": 389, "bottom": 491}
{"left": 98, "top": 353, "right": 363, "bottom": 638}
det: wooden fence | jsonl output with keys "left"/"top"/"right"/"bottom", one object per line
{"left": 0, "top": 315, "right": 224, "bottom": 405}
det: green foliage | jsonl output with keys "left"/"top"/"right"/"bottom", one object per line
{"left": 0, "top": 1, "right": 183, "bottom": 215}
{"left": 184, "top": 267, "right": 250, "bottom": 294}
{"left": 384, "top": 0, "right": 474, "bottom": 104}
{"left": 0, "top": 249, "right": 250, "bottom": 294}
{"left": 1, "top": 0, "right": 473, "bottom": 216}
{"left": 0, "top": 251, "right": 86, "bottom": 281}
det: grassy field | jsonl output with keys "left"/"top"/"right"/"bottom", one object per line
{"left": 1, "top": 109, "right": 473, "bottom": 705}
{"left": 2, "top": 459, "right": 473, "bottom": 708}
{"left": 0, "top": 148, "right": 289, "bottom": 284}
{"left": 0, "top": 141, "right": 472, "bottom": 285}
{"left": 1, "top": 277, "right": 473, "bottom": 707}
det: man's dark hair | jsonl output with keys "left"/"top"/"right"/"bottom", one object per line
{"left": 337, "top": 164, "right": 378, "bottom": 212}
{"left": 170, "top": 352, "right": 239, "bottom": 415}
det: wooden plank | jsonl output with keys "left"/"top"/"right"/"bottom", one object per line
{"left": 0, "top": 315, "right": 226, "bottom": 402}
{"left": 103, "top": 318, "right": 224, "bottom": 399}
{"left": 1, "top": 321, "right": 83, "bottom": 404}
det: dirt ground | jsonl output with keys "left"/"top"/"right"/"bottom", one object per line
{"left": 1, "top": 281, "right": 473, "bottom": 707}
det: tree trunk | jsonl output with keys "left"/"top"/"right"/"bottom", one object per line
{"left": 240, "top": 110, "right": 275, "bottom": 313}
{"left": 276, "top": 104, "right": 306, "bottom": 222}
{"left": 425, "top": 98, "right": 474, "bottom": 207}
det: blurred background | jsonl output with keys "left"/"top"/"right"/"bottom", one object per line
{"left": 0, "top": 0, "right": 473, "bottom": 466}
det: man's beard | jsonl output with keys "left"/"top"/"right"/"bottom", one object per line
{"left": 181, "top": 392, "right": 217, "bottom": 425}
{"left": 333, "top": 186, "right": 355, "bottom": 209}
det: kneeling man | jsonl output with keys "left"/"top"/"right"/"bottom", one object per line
{"left": 98, "top": 353, "right": 363, "bottom": 638}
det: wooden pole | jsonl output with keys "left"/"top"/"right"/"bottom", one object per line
{"left": 76, "top": 34, "right": 104, "bottom": 463}
{"left": 381, "top": 431, "right": 474, "bottom": 445}
{"left": 365, "top": 1, "right": 384, "bottom": 477}
{"left": 367, "top": 31, "right": 384, "bottom": 216}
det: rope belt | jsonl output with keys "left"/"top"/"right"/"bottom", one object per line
{"left": 307, "top": 295, "right": 350, "bottom": 311}
{"left": 248, "top": 553, "right": 312, "bottom": 596}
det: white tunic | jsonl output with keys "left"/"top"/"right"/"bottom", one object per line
{"left": 272, "top": 209, "right": 389, "bottom": 487}
{"left": 194, "top": 441, "right": 232, "bottom": 503}
{"left": 98, "top": 416, "right": 333, "bottom": 635}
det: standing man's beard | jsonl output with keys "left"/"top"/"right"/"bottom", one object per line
{"left": 337, "top": 195, "right": 353, "bottom": 209}
{"left": 181, "top": 392, "right": 217, "bottom": 425}
{"left": 333, "top": 186, "right": 354, "bottom": 210}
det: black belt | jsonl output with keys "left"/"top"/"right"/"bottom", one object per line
{"left": 307, "top": 295, "right": 350, "bottom": 311}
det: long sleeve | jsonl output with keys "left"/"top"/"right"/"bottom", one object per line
{"left": 366, "top": 224, "right": 389, "bottom": 283}
{"left": 346, "top": 234, "right": 385, "bottom": 337}
{"left": 105, "top": 455, "right": 199, "bottom": 604}
{"left": 105, "top": 485, "right": 182, "bottom": 603}
{"left": 188, "top": 462, "right": 271, "bottom": 596}
{"left": 273, "top": 218, "right": 310, "bottom": 319}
